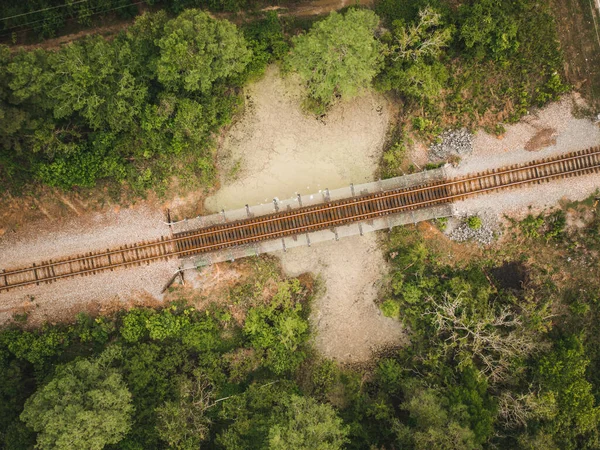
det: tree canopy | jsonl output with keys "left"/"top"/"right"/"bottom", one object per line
{"left": 156, "top": 10, "right": 252, "bottom": 93}
{"left": 286, "top": 8, "right": 383, "bottom": 112}
{"left": 20, "top": 350, "right": 133, "bottom": 450}
{"left": 268, "top": 395, "right": 349, "bottom": 450}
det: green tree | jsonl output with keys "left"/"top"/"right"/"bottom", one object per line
{"left": 537, "top": 336, "right": 600, "bottom": 449}
{"left": 156, "top": 371, "right": 213, "bottom": 449}
{"left": 216, "top": 381, "right": 297, "bottom": 449}
{"left": 268, "top": 395, "right": 349, "bottom": 450}
{"left": 20, "top": 349, "right": 133, "bottom": 450}
{"left": 244, "top": 280, "right": 309, "bottom": 374}
{"left": 377, "top": 6, "right": 452, "bottom": 103}
{"left": 48, "top": 35, "right": 147, "bottom": 132}
{"left": 156, "top": 9, "right": 251, "bottom": 93}
{"left": 458, "top": 0, "right": 519, "bottom": 61}
{"left": 394, "top": 382, "right": 478, "bottom": 450}
{"left": 286, "top": 9, "right": 383, "bottom": 112}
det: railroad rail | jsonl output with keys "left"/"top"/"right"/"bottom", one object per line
{"left": 1, "top": 146, "right": 599, "bottom": 292}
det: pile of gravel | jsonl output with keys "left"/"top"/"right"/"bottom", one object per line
{"left": 430, "top": 129, "right": 473, "bottom": 160}
{"left": 448, "top": 213, "right": 499, "bottom": 246}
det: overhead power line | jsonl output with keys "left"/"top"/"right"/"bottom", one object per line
{"left": 0, "top": 0, "right": 145, "bottom": 37}
{"left": 0, "top": 0, "right": 90, "bottom": 22}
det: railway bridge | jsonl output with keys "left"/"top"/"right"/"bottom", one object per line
{"left": 1, "top": 146, "right": 599, "bottom": 293}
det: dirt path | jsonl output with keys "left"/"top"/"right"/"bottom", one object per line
{"left": 205, "top": 65, "right": 403, "bottom": 362}
{"left": 277, "top": 234, "right": 407, "bottom": 363}
{"left": 206, "top": 65, "right": 390, "bottom": 211}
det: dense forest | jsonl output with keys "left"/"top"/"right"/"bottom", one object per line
{"left": 2, "top": 205, "right": 600, "bottom": 449}
{"left": 3, "top": 0, "right": 598, "bottom": 449}
{"left": 0, "top": 0, "right": 566, "bottom": 192}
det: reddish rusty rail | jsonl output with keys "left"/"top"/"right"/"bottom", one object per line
{"left": 1, "top": 146, "right": 599, "bottom": 292}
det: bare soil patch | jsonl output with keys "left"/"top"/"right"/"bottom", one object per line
{"left": 276, "top": 234, "right": 406, "bottom": 363}
{"left": 205, "top": 65, "right": 391, "bottom": 211}
{"left": 524, "top": 127, "right": 557, "bottom": 151}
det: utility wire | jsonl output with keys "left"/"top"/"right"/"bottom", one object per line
{"left": 0, "top": 0, "right": 90, "bottom": 22}
{"left": 1, "top": 0, "right": 136, "bottom": 32}
{"left": 0, "top": 0, "right": 142, "bottom": 38}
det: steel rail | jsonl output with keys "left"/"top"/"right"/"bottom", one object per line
{"left": 7, "top": 146, "right": 599, "bottom": 277}
{"left": 1, "top": 147, "right": 599, "bottom": 292}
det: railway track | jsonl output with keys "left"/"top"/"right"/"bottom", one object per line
{"left": 1, "top": 146, "right": 599, "bottom": 293}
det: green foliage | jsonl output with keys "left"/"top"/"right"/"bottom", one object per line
{"left": 0, "top": 326, "right": 69, "bottom": 368}
{"left": 216, "top": 382, "right": 347, "bottom": 449}
{"left": 434, "top": 217, "right": 448, "bottom": 231}
{"left": 447, "top": 366, "right": 495, "bottom": 445}
{"left": 47, "top": 36, "right": 147, "bottom": 130}
{"left": 244, "top": 280, "right": 309, "bottom": 374}
{"left": 1, "top": 9, "right": 252, "bottom": 192}
{"left": 216, "top": 381, "right": 296, "bottom": 449}
{"left": 544, "top": 210, "right": 567, "bottom": 241}
{"left": 394, "top": 381, "right": 478, "bottom": 450}
{"left": 458, "top": 0, "right": 519, "bottom": 61}
{"left": 382, "top": 142, "right": 406, "bottom": 173}
{"left": 515, "top": 211, "right": 566, "bottom": 241}
{"left": 380, "top": 299, "right": 401, "bottom": 318}
{"left": 20, "top": 349, "right": 133, "bottom": 450}
{"left": 466, "top": 216, "right": 482, "bottom": 230}
{"left": 310, "top": 359, "right": 339, "bottom": 400}
{"left": 156, "top": 371, "right": 213, "bottom": 449}
{"left": 268, "top": 395, "right": 349, "bottom": 449}
{"left": 377, "top": 6, "right": 452, "bottom": 104}
{"left": 536, "top": 336, "right": 600, "bottom": 449}
{"left": 375, "top": 0, "right": 568, "bottom": 137}
{"left": 519, "top": 214, "right": 545, "bottom": 238}
{"left": 375, "top": 0, "right": 445, "bottom": 25}
{"left": 156, "top": 10, "right": 251, "bottom": 93}
{"left": 287, "top": 9, "right": 383, "bottom": 112}
{"left": 242, "top": 12, "right": 289, "bottom": 81}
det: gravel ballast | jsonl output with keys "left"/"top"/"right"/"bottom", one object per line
{"left": 445, "top": 96, "right": 600, "bottom": 219}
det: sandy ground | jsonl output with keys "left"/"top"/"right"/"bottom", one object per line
{"left": 448, "top": 95, "right": 600, "bottom": 219}
{"left": 205, "top": 65, "right": 390, "bottom": 211}
{"left": 276, "top": 234, "right": 407, "bottom": 363}
{"left": 205, "top": 65, "right": 403, "bottom": 362}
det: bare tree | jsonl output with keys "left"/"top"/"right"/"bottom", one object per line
{"left": 391, "top": 7, "right": 453, "bottom": 61}
{"left": 425, "top": 294, "right": 550, "bottom": 383}
{"left": 157, "top": 372, "right": 213, "bottom": 449}
{"left": 497, "top": 389, "right": 558, "bottom": 430}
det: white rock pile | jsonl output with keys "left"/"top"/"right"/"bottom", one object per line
{"left": 448, "top": 213, "right": 499, "bottom": 246}
{"left": 430, "top": 129, "right": 473, "bottom": 160}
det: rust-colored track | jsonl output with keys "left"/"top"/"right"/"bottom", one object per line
{"left": 2, "top": 147, "right": 599, "bottom": 292}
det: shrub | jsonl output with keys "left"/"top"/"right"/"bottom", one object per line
{"left": 467, "top": 216, "right": 482, "bottom": 230}
{"left": 381, "top": 299, "right": 401, "bottom": 318}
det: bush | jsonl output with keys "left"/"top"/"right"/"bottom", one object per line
{"left": 381, "top": 299, "right": 401, "bottom": 319}
{"left": 0, "top": 10, "right": 254, "bottom": 193}
{"left": 467, "top": 216, "right": 482, "bottom": 230}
